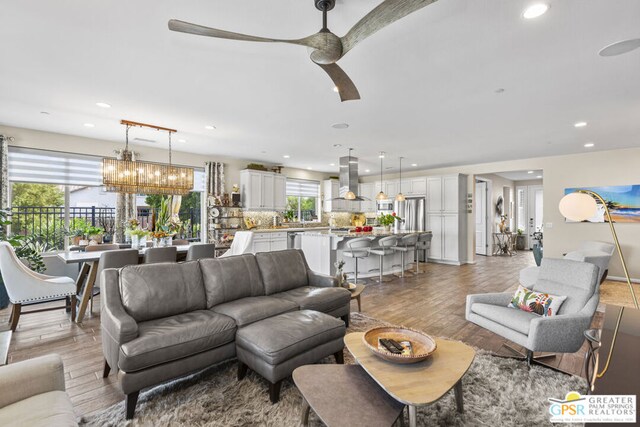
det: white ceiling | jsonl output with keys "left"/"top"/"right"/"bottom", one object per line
{"left": 494, "top": 170, "right": 543, "bottom": 181}
{"left": 1, "top": 0, "right": 639, "bottom": 175}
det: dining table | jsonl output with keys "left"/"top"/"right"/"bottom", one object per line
{"left": 57, "top": 245, "right": 191, "bottom": 323}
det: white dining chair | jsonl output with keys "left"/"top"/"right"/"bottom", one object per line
{"left": 219, "top": 231, "right": 254, "bottom": 258}
{"left": 0, "top": 242, "right": 76, "bottom": 331}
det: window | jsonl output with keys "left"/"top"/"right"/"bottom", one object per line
{"left": 7, "top": 147, "right": 205, "bottom": 249}
{"left": 285, "top": 179, "right": 320, "bottom": 222}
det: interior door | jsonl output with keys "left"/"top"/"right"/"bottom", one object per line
{"left": 475, "top": 181, "right": 488, "bottom": 255}
{"left": 527, "top": 185, "right": 544, "bottom": 249}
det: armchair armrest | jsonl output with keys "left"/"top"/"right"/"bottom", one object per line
{"left": 527, "top": 292, "right": 600, "bottom": 353}
{"left": 466, "top": 292, "right": 513, "bottom": 320}
{"left": 101, "top": 269, "right": 138, "bottom": 344}
{"left": 0, "top": 354, "right": 65, "bottom": 408}
{"left": 308, "top": 270, "right": 338, "bottom": 288}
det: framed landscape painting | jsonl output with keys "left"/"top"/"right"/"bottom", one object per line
{"left": 564, "top": 185, "right": 640, "bottom": 223}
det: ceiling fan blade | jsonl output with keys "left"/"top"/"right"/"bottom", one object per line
{"left": 341, "top": 0, "right": 438, "bottom": 56}
{"left": 317, "top": 63, "right": 361, "bottom": 102}
{"left": 168, "top": 19, "right": 324, "bottom": 49}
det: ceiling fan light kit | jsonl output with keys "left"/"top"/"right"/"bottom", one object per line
{"left": 168, "top": 0, "right": 437, "bottom": 102}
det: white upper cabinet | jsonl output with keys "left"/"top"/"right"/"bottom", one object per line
{"left": 384, "top": 181, "right": 399, "bottom": 198}
{"left": 359, "top": 182, "right": 377, "bottom": 212}
{"left": 323, "top": 179, "right": 360, "bottom": 212}
{"left": 240, "top": 170, "right": 286, "bottom": 211}
{"left": 427, "top": 174, "right": 464, "bottom": 213}
{"left": 426, "top": 177, "right": 443, "bottom": 212}
{"left": 408, "top": 178, "right": 427, "bottom": 196}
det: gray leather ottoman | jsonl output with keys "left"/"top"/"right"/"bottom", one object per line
{"left": 235, "top": 309, "right": 346, "bottom": 403}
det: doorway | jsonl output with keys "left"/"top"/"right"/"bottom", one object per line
{"left": 475, "top": 180, "right": 489, "bottom": 256}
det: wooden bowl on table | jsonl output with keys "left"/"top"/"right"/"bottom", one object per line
{"left": 362, "top": 326, "right": 437, "bottom": 364}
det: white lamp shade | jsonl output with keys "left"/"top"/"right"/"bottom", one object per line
{"left": 395, "top": 193, "right": 405, "bottom": 202}
{"left": 559, "top": 192, "right": 598, "bottom": 221}
{"left": 376, "top": 191, "right": 388, "bottom": 201}
{"left": 345, "top": 191, "right": 356, "bottom": 200}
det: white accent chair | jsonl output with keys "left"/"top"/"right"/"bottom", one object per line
{"left": 0, "top": 354, "right": 77, "bottom": 426}
{"left": 519, "top": 241, "right": 615, "bottom": 288}
{"left": 0, "top": 242, "right": 76, "bottom": 331}
{"left": 219, "top": 231, "right": 254, "bottom": 258}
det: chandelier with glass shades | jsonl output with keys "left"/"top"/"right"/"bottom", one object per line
{"left": 102, "top": 120, "right": 194, "bottom": 195}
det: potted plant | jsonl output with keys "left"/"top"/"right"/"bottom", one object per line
{"left": 284, "top": 210, "right": 296, "bottom": 223}
{"left": 515, "top": 228, "right": 526, "bottom": 250}
{"left": 129, "top": 228, "right": 149, "bottom": 249}
{"left": 151, "top": 230, "right": 169, "bottom": 247}
{"left": 377, "top": 212, "right": 402, "bottom": 232}
{"left": 86, "top": 225, "right": 105, "bottom": 244}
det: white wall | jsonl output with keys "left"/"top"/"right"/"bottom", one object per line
{"left": 361, "top": 148, "right": 640, "bottom": 279}
{"left": 0, "top": 125, "right": 331, "bottom": 193}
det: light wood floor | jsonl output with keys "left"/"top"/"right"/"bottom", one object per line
{"left": 0, "top": 253, "right": 603, "bottom": 419}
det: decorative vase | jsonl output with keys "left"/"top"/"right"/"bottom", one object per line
{"left": 131, "top": 235, "right": 139, "bottom": 249}
{"left": 384, "top": 225, "right": 391, "bottom": 232}
{"left": 163, "top": 236, "right": 172, "bottom": 247}
{"left": 532, "top": 245, "right": 544, "bottom": 266}
{"left": 152, "top": 238, "right": 160, "bottom": 248}
{"left": 334, "top": 269, "right": 344, "bottom": 287}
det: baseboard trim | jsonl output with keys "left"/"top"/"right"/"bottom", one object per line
{"left": 607, "top": 275, "right": 640, "bottom": 284}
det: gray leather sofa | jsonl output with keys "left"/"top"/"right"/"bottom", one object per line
{"left": 101, "top": 249, "right": 351, "bottom": 419}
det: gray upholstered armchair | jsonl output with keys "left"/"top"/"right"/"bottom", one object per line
{"left": 466, "top": 258, "right": 600, "bottom": 366}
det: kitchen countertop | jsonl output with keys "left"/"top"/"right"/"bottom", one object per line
{"left": 302, "top": 230, "right": 431, "bottom": 238}
{"left": 251, "top": 226, "right": 331, "bottom": 233}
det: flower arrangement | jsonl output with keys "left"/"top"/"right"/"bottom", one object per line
{"left": 129, "top": 228, "right": 149, "bottom": 238}
{"left": 377, "top": 212, "right": 402, "bottom": 227}
{"left": 151, "top": 230, "right": 169, "bottom": 239}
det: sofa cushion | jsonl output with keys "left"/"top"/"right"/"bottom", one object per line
{"left": 119, "top": 310, "right": 236, "bottom": 372}
{"left": 119, "top": 261, "right": 206, "bottom": 322}
{"left": 255, "top": 250, "right": 309, "bottom": 295}
{"left": 236, "top": 310, "right": 345, "bottom": 365}
{"left": 212, "top": 296, "right": 298, "bottom": 327}
{"left": 471, "top": 303, "right": 538, "bottom": 335}
{"left": 272, "top": 286, "right": 351, "bottom": 314}
{"left": 0, "top": 391, "right": 77, "bottom": 427}
{"left": 199, "top": 255, "right": 265, "bottom": 308}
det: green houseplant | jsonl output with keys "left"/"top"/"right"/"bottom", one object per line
{"left": 515, "top": 228, "right": 526, "bottom": 250}
{"left": 377, "top": 213, "right": 402, "bottom": 231}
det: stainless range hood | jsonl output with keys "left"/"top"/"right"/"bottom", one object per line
{"left": 333, "top": 148, "right": 368, "bottom": 201}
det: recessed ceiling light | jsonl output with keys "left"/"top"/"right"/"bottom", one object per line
{"left": 260, "top": 150, "right": 267, "bottom": 154}
{"left": 307, "top": 167, "right": 313, "bottom": 170}
{"left": 283, "top": 155, "right": 291, "bottom": 159}
{"left": 522, "top": 3, "right": 549, "bottom": 19}
{"left": 584, "top": 143, "right": 595, "bottom": 148}
{"left": 204, "top": 125, "right": 216, "bottom": 130}
{"left": 574, "top": 121, "right": 587, "bottom": 128}
{"left": 329, "top": 163, "right": 335, "bottom": 166}
{"left": 178, "top": 139, "right": 187, "bottom": 143}
{"left": 83, "top": 123, "right": 95, "bottom": 128}
{"left": 411, "top": 163, "right": 418, "bottom": 167}
{"left": 365, "top": 169, "right": 370, "bottom": 173}
{"left": 528, "top": 170, "right": 534, "bottom": 174}
{"left": 333, "top": 86, "right": 339, "bottom": 93}
{"left": 599, "top": 38, "right": 640, "bottom": 57}
{"left": 40, "top": 111, "right": 50, "bottom": 115}
{"left": 95, "top": 102, "right": 111, "bottom": 108}
{"left": 331, "top": 123, "right": 349, "bottom": 130}
{"left": 333, "top": 144, "right": 342, "bottom": 148}
{"left": 536, "top": 175, "right": 543, "bottom": 179}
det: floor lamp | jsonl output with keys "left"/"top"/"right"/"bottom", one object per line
{"left": 559, "top": 190, "right": 639, "bottom": 387}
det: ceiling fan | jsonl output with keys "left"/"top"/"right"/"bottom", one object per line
{"left": 168, "top": 0, "right": 436, "bottom": 102}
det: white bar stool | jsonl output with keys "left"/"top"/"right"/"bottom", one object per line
{"left": 343, "top": 237, "right": 372, "bottom": 284}
{"left": 393, "top": 233, "right": 418, "bottom": 277}
{"left": 368, "top": 236, "right": 397, "bottom": 283}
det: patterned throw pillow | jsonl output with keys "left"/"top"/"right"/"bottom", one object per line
{"left": 508, "top": 285, "right": 567, "bottom": 317}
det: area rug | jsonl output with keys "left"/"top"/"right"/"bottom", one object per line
{"left": 81, "top": 313, "right": 586, "bottom": 427}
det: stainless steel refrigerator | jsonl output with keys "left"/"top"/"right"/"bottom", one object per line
{"left": 394, "top": 197, "right": 427, "bottom": 260}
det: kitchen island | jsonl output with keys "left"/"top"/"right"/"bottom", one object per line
{"left": 301, "top": 230, "right": 431, "bottom": 279}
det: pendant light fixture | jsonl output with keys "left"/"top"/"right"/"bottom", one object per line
{"left": 395, "top": 156, "right": 405, "bottom": 202}
{"left": 376, "top": 151, "right": 388, "bottom": 200}
{"left": 103, "top": 120, "right": 194, "bottom": 195}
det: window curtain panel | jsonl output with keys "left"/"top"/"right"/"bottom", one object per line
{"left": 0, "top": 136, "right": 9, "bottom": 209}
{"left": 205, "top": 162, "right": 225, "bottom": 196}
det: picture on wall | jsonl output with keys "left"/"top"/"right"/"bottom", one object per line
{"left": 564, "top": 185, "right": 640, "bottom": 223}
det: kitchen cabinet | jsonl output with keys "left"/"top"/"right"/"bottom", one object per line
{"left": 407, "top": 178, "right": 427, "bottom": 196}
{"left": 359, "top": 182, "right": 377, "bottom": 213}
{"left": 240, "top": 170, "right": 286, "bottom": 211}
{"left": 425, "top": 174, "right": 467, "bottom": 265}
{"left": 252, "top": 232, "right": 287, "bottom": 253}
{"left": 384, "top": 181, "right": 399, "bottom": 199}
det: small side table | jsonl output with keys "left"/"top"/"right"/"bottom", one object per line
{"left": 293, "top": 364, "right": 405, "bottom": 427}
{"left": 349, "top": 283, "right": 365, "bottom": 312}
